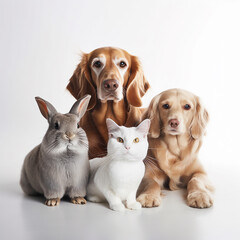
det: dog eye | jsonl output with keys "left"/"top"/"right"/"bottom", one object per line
{"left": 119, "top": 61, "right": 127, "bottom": 68}
{"left": 93, "top": 61, "right": 102, "bottom": 68}
{"left": 184, "top": 104, "right": 191, "bottom": 110}
{"left": 162, "top": 104, "right": 170, "bottom": 109}
{"left": 133, "top": 138, "right": 139, "bottom": 143}
{"left": 55, "top": 122, "right": 60, "bottom": 130}
{"left": 117, "top": 137, "right": 124, "bottom": 143}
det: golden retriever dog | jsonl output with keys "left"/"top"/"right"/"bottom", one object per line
{"left": 137, "top": 89, "right": 214, "bottom": 208}
{"left": 67, "top": 47, "right": 150, "bottom": 159}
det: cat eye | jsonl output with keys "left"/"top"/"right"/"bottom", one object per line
{"left": 162, "top": 104, "right": 170, "bottom": 109}
{"left": 119, "top": 61, "right": 127, "bottom": 68}
{"left": 117, "top": 137, "right": 124, "bottom": 143}
{"left": 54, "top": 122, "right": 60, "bottom": 130}
{"left": 184, "top": 104, "right": 191, "bottom": 110}
{"left": 77, "top": 123, "right": 80, "bottom": 128}
{"left": 133, "top": 138, "right": 139, "bottom": 143}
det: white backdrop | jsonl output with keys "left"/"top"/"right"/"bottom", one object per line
{"left": 0, "top": 0, "right": 240, "bottom": 239}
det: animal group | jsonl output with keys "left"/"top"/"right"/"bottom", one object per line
{"left": 20, "top": 47, "right": 214, "bottom": 211}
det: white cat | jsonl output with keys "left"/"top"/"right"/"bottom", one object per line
{"left": 87, "top": 118, "right": 150, "bottom": 212}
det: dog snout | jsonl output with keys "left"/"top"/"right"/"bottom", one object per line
{"left": 169, "top": 119, "right": 180, "bottom": 129}
{"left": 103, "top": 79, "right": 119, "bottom": 92}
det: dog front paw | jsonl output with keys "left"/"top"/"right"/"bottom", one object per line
{"left": 137, "top": 193, "right": 161, "bottom": 208}
{"left": 187, "top": 190, "right": 213, "bottom": 208}
{"left": 71, "top": 197, "right": 87, "bottom": 205}
{"left": 45, "top": 198, "right": 60, "bottom": 207}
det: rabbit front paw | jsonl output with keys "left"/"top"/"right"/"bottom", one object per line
{"left": 45, "top": 198, "right": 60, "bottom": 207}
{"left": 71, "top": 197, "right": 87, "bottom": 205}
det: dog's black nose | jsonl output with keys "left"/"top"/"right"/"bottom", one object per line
{"left": 169, "top": 119, "right": 179, "bottom": 128}
{"left": 103, "top": 79, "right": 119, "bottom": 92}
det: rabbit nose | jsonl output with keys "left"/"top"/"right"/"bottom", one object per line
{"left": 65, "top": 132, "right": 76, "bottom": 140}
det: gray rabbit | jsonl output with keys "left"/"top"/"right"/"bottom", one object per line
{"left": 20, "top": 95, "right": 91, "bottom": 206}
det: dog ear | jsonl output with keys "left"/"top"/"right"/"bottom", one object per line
{"left": 126, "top": 56, "right": 150, "bottom": 107}
{"left": 66, "top": 53, "right": 96, "bottom": 110}
{"left": 144, "top": 94, "right": 161, "bottom": 138}
{"left": 190, "top": 96, "right": 209, "bottom": 139}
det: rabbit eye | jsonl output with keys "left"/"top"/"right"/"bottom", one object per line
{"left": 133, "top": 138, "right": 139, "bottom": 143}
{"left": 117, "top": 137, "right": 124, "bottom": 143}
{"left": 77, "top": 123, "right": 80, "bottom": 129}
{"left": 55, "top": 122, "right": 60, "bottom": 130}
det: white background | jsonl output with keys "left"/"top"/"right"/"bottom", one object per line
{"left": 0, "top": 0, "right": 240, "bottom": 239}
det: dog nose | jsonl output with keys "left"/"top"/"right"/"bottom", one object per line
{"left": 65, "top": 132, "right": 76, "bottom": 140}
{"left": 169, "top": 119, "right": 179, "bottom": 129}
{"left": 103, "top": 79, "right": 119, "bottom": 92}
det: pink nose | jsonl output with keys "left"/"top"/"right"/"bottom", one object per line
{"left": 125, "top": 146, "right": 130, "bottom": 150}
{"left": 169, "top": 119, "right": 179, "bottom": 129}
{"left": 103, "top": 79, "right": 119, "bottom": 92}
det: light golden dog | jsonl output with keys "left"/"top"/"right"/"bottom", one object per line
{"left": 137, "top": 89, "right": 214, "bottom": 208}
{"left": 67, "top": 47, "right": 150, "bottom": 159}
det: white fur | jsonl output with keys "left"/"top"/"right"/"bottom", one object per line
{"left": 87, "top": 119, "right": 150, "bottom": 212}
{"left": 91, "top": 55, "right": 106, "bottom": 79}
{"left": 112, "top": 57, "right": 129, "bottom": 81}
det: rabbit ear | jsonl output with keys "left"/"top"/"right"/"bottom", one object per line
{"left": 69, "top": 94, "right": 91, "bottom": 119}
{"left": 35, "top": 97, "right": 57, "bottom": 121}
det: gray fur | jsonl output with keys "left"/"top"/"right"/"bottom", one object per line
{"left": 20, "top": 95, "right": 91, "bottom": 205}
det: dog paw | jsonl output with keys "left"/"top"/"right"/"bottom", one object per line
{"left": 187, "top": 190, "right": 213, "bottom": 208}
{"left": 71, "top": 197, "right": 87, "bottom": 205}
{"left": 137, "top": 194, "right": 161, "bottom": 208}
{"left": 110, "top": 203, "right": 126, "bottom": 212}
{"left": 45, "top": 198, "right": 60, "bottom": 207}
{"left": 127, "top": 201, "right": 142, "bottom": 210}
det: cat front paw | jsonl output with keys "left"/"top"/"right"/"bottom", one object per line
{"left": 127, "top": 201, "right": 142, "bottom": 210}
{"left": 110, "top": 203, "right": 126, "bottom": 212}
{"left": 137, "top": 193, "right": 161, "bottom": 208}
{"left": 187, "top": 190, "right": 213, "bottom": 208}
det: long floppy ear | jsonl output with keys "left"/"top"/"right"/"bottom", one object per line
{"left": 126, "top": 55, "right": 150, "bottom": 107}
{"left": 190, "top": 97, "right": 209, "bottom": 139}
{"left": 66, "top": 53, "right": 96, "bottom": 110}
{"left": 144, "top": 94, "right": 161, "bottom": 138}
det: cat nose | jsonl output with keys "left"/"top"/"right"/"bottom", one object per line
{"left": 65, "top": 132, "right": 76, "bottom": 140}
{"left": 125, "top": 146, "right": 130, "bottom": 150}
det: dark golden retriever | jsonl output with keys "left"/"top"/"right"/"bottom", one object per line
{"left": 67, "top": 47, "right": 150, "bottom": 159}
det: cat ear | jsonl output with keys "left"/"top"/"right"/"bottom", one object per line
{"left": 137, "top": 119, "right": 151, "bottom": 138}
{"left": 106, "top": 118, "right": 120, "bottom": 134}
